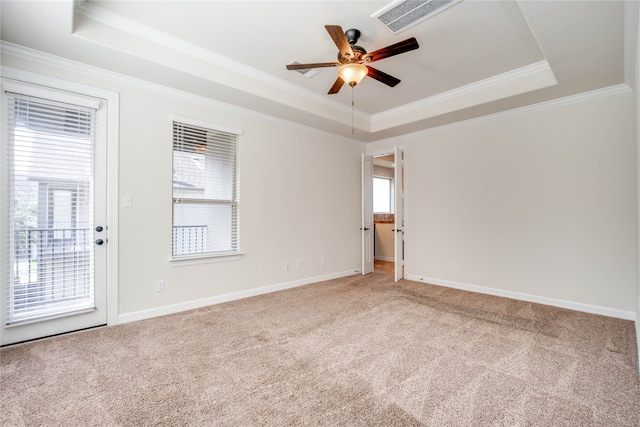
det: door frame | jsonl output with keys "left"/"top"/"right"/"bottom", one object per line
{"left": 361, "top": 153, "right": 374, "bottom": 275}
{"left": 393, "top": 147, "right": 404, "bottom": 282}
{"left": 1, "top": 68, "right": 119, "bottom": 341}
{"left": 365, "top": 145, "right": 407, "bottom": 281}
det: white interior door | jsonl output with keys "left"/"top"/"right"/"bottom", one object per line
{"left": 361, "top": 153, "right": 374, "bottom": 275}
{"left": 1, "top": 80, "right": 108, "bottom": 345}
{"left": 394, "top": 147, "right": 404, "bottom": 282}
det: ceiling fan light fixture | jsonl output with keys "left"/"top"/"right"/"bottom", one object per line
{"left": 338, "top": 63, "right": 368, "bottom": 86}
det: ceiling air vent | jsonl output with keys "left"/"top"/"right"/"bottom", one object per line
{"left": 288, "top": 61, "right": 319, "bottom": 78}
{"left": 372, "top": 0, "right": 461, "bottom": 33}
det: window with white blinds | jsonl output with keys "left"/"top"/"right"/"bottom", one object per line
{"left": 3, "top": 91, "right": 97, "bottom": 324}
{"left": 172, "top": 118, "right": 240, "bottom": 258}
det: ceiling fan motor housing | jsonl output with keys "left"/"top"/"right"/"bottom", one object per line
{"left": 338, "top": 45, "right": 367, "bottom": 63}
{"left": 345, "top": 28, "right": 361, "bottom": 45}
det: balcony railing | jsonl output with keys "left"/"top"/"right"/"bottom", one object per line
{"left": 172, "top": 225, "right": 208, "bottom": 256}
{"left": 13, "top": 227, "right": 92, "bottom": 312}
{"left": 12, "top": 225, "right": 208, "bottom": 312}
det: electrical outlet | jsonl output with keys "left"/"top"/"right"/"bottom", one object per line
{"left": 284, "top": 262, "right": 290, "bottom": 271}
{"left": 155, "top": 280, "right": 165, "bottom": 292}
{"left": 452, "top": 262, "right": 458, "bottom": 271}
{"left": 321, "top": 257, "right": 326, "bottom": 266}
{"left": 296, "top": 259, "right": 302, "bottom": 268}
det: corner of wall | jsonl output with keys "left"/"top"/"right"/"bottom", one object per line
{"left": 633, "top": 0, "right": 640, "bottom": 374}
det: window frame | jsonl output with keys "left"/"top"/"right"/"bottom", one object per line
{"left": 169, "top": 114, "right": 243, "bottom": 263}
{"left": 373, "top": 175, "right": 394, "bottom": 214}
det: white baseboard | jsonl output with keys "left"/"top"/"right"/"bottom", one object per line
{"left": 118, "top": 269, "right": 360, "bottom": 324}
{"left": 636, "top": 310, "right": 640, "bottom": 373}
{"left": 406, "top": 275, "right": 636, "bottom": 321}
{"left": 374, "top": 256, "right": 394, "bottom": 262}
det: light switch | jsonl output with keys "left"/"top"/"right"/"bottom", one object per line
{"left": 122, "top": 195, "right": 132, "bottom": 208}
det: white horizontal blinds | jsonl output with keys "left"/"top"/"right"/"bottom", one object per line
{"left": 172, "top": 121, "right": 239, "bottom": 257}
{"left": 4, "top": 92, "right": 96, "bottom": 324}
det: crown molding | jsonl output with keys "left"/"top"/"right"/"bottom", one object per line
{"left": 71, "top": 2, "right": 560, "bottom": 134}
{"left": 367, "top": 83, "right": 632, "bottom": 149}
{"left": 0, "top": 41, "right": 362, "bottom": 145}
{"left": 371, "top": 60, "right": 557, "bottom": 132}
{"left": 73, "top": 1, "right": 365, "bottom": 121}
{"left": 3, "top": 40, "right": 629, "bottom": 147}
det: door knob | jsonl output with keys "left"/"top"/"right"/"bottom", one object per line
{"left": 95, "top": 239, "right": 104, "bottom": 246}
{"left": 95, "top": 226, "right": 103, "bottom": 232}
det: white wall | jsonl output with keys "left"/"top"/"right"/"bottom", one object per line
{"left": 2, "top": 53, "right": 363, "bottom": 319}
{"left": 373, "top": 164, "right": 395, "bottom": 261}
{"left": 374, "top": 223, "right": 394, "bottom": 261}
{"left": 116, "top": 87, "right": 364, "bottom": 316}
{"left": 374, "top": 165, "right": 394, "bottom": 179}
{"left": 371, "top": 88, "right": 637, "bottom": 316}
{"left": 4, "top": 45, "right": 638, "bottom": 326}
{"left": 634, "top": 1, "right": 640, "bottom": 368}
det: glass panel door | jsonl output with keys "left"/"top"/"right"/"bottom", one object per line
{"left": 1, "top": 82, "right": 107, "bottom": 345}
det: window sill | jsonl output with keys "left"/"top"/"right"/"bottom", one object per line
{"left": 170, "top": 252, "right": 244, "bottom": 267}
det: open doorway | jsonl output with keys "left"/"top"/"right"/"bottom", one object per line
{"left": 372, "top": 154, "right": 395, "bottom": 276}
{"left": 362, "top": 147, "right": 404, "bottom": 281}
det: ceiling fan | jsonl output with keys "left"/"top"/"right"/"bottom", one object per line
{"left": 286, "top": 25, "right": 419, "bottom": 94}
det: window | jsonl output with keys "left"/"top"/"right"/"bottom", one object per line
{"left": 172, "top": 117, "right": 241, "bottom": 258}
{"left": 3, "top": 89, "right": 98, "bottom": 322}
{"left": 373, "top": 176, "right": 393, "bottom": 213}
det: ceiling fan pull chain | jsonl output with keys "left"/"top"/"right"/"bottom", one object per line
{"left": 351, "top": 86, "right": 355, "bottom": 135}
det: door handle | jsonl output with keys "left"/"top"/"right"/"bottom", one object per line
{"left": 95, "top": 239, "right": 104, "bottom": 246}
{"left": 360, "top": 227, "right": 370, "bottom": 231}
{"left": 394, "top": 229, "right": 403, "bottom": 233}
{"left": 95, "top": 226, "right": 104, "bottom": 232}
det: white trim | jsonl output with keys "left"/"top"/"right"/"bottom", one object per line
{"left": 170, "top": 253, "right": 244, "bottom": 266}
{"left": 2, "top": 80, "right": 100, "bottom": 109}
{"left": 6, "top": 307, "right": 96, "bottom": 328}
{"left": 371, "top": 60, "right": 557, "bottom": 132}
{"left": 0, "top": 43, "right": 361, "bottom": 146}
{"left": 1, "top": 68, "right": 121, "bottom": 328}
{"left": 367, "top": 83, "right": 633, "bottom": 150}
{"left": 3, "top": 40, "right": 627, "bottom": 147}
{"left": 118, "top": 268, "right": 360, "bottom": 324}
{"left": 374, "top": 256, "right": 394, "bottom": 262}
{"left": 636, "top": 311, "right": 640, "bottom": 372}
{"left": 72, "top": 2, "right": 358, "bottom": 118}
{"left": 72, "top": 1, "right": 556, "bottom": 134}
{"left": 406, "top": 275, "right": 636, "bottom": 321}
{"left": 105, "top": 88, "right": 119, "bottom": 327}
{"left": 374, "top": 61, "right": 553, "bottom": 121}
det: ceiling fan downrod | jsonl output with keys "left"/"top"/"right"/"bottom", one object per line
{"left": 344, "top": 28, "right": 361, "bottom": 45}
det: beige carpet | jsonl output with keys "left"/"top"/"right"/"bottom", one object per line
{"left": 2, "top": 262, "right": 639, "bottom": 426}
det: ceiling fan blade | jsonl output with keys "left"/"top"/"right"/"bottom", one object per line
{"left": 366, "top": 66, "right": 401, "bottom": 87}
{"left": 325, "top": 25, "right": 354, "bottom": 59}
{"left": 365, "top": 37, "right": 419, "bottom": 63}
{"left": 287, "top": 62, "right": 340, "bottom": 70}
{"left": 328, "top": 77, "right": 345, "bottom": 94}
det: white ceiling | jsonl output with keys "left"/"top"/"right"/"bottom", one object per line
{"left": 0, "top": 1, "right": 633, "bottom": 142}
